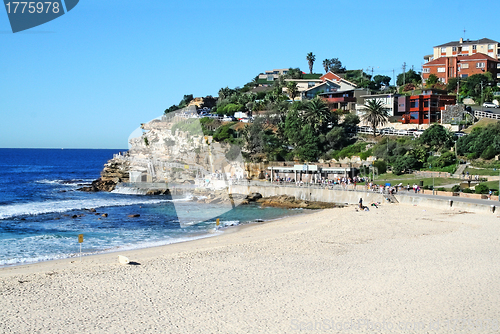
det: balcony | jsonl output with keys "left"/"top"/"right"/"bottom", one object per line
{"left": 322, "top": 97, "right": 356, "bottom": 103}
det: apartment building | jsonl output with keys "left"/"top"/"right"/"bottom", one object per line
{"left": 422, "top": 53, "right": 499, "bottom": 84}
{"left": 424, "top": 38, "right": 500, "bottom": 62}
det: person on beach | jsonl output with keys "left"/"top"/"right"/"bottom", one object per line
{"left": 359, "top": 198, "right": 363, "bottom": 210}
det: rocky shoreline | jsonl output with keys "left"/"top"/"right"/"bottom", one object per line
{"left": 79, "top": 158, "right": 130, "bottom": 192}
{"left": 191, "top": 189, "right": 343, "bottom": 209}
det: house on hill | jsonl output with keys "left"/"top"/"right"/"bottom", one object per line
{"left": 301, "top": 71, "right": 357, "bottom": 99}
{"left": 422, "top": 53, "right": 499, "bottom": 84}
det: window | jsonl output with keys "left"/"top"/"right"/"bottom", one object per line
{"left": 422, "top": 68, "right": 430, "bottom": 73}
{"left": 462, "top": 46, "right": 469, "bottom": 51}
{"left": 461, "top": 74, "right": 468, "bottom": 78}
{"left": 437, "top": 67, "right": 445, "bottom": 73}
{"left": 461, "top": 63, "right": 469, "bottom": 69}
{"left": 489, "top": 44, "right": 494, "bottom": 49}
{"left": 410, "top": 100, "right": 419, "bottom": 108}
{"left": 441, "top": 47, "right": 446, "bottom": 53}
{"left": 424, "top": 101, "right": 429, "bottom": 108}
{"left": 452, "top": 46, "right": 457, "bottom": 52}
{"left": 476, "top": 62, "right": 485, "bottom": 68}
{"left": 497, "top": 63, "right": 500, "bottom": 69}
{"left": 473, "top": 45, "right": 477, "bottom": 50}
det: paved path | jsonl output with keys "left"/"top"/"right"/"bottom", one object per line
{"left": 397, "top": 190, "right": 499, "bottom": 206}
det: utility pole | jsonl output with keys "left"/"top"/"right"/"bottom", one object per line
{"left": 402, "top": 62, "right": 407, "bottom": 85}
{"left": 481, "top": 81, "right": 484, "bottom": 111}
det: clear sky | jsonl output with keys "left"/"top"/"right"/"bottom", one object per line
{"left": 0, "top": 0, "right": 497, "bottom": 149}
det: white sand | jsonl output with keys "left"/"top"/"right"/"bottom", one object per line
{"left": 1, "top": 204, "right": 500, "bottom": 333}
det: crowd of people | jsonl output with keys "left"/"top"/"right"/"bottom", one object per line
{"left": 263, "top": 172, "right": 428, "bottom": 195}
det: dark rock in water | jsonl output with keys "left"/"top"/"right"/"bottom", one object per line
{"left": 254, "top": 219, "right": 264, "bottom": 222}
{"left": 128, "top": 214, "right": 140, "bottom": 218}
{"left": 89, "top": 208, "right": 96, "bottom": 213}
{"left": 101, "top": 213, "right": 108, "bottom": 217}
{"left": 245, "top": 193, "right": 263, "bottom": 202}
{"left": 258, "top": 195, "right": 343, "bottom": 209}
{"left": 72, "top": 215, "right": 78, "bottom": 219}
{"left": 146, "top": 189, "right": 170, "bottom": 196}
{"left": 95, "top": 213, "right": 100, "bottom": 216}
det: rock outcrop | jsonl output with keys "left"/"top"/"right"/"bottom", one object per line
{"left": 78, "top": 158, "right": 130, "bottom": 192}
{"left": 256, "top": 195, "right": 343, "bottom": 209}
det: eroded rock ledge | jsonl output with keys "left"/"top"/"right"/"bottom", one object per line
{"left": 79, "top": 158, "right": 130, "bottom": 192}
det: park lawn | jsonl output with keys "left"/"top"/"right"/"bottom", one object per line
{"left": 359, "top": 174, "right": 461, "bottom": 188}
{"left": 477, "top": 181, "right": 500, "bottom": 191}
{"left": 464, "top": 167, "right": 500, "bottom": 176}
{"left": 373, "top": 177, "right": 461, "bottom": 188}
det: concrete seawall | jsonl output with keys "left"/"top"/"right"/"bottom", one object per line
{"left": 395, "top": 194, "right": 498, "bottom": 214}
{"left": 230, "top": 184, "right": 386, "bottom": 205}
{"left": 230, "top": 184, "right": 498, "bottom": 214}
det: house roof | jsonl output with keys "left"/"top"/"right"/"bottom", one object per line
{"left": 435, "top": 38, "right": 499, "bottom": 48}
{"left": 423, "top": 53, "right": 499, "bottom": 66}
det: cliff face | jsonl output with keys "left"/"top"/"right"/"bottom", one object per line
{"left": 86, "top": 112, "right": 246, "bottom": 192}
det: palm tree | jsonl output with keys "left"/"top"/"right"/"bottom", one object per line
{"left": 322, "top": 59, "right": 331, "bottom": 73}
{"left": 361, "top": 99, "right": 389, "bottom": 135}
{"left": 286, "top": 81, "right": 298, "bottom": 101}
{"left": 306, "top": 52, "right": 316, "bottom": 74}
{"left": 303, "top": 97, "right": 332, "bottom": 132}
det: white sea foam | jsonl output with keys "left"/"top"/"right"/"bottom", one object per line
{"left": 0, "top": 198, "right": 171, "bottom": 220}
{"left": 0, "top": 232, "right": 222, "bottom": 267}
{"left": 35, "top": 179, "right": 93, "bottom": 186}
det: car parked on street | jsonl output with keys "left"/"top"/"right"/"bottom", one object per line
{"left": 482, "top": 102, "right": 499, "bottom": 108}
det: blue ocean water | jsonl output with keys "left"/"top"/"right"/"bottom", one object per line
{"left": 0, "top": 149, "right": 300, "bottom": 266}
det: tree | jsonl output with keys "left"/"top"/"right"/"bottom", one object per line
{"left": 475, "top": 184, "right": 490, "bottom": 194}
{"left": 328, "top": 58, "right": 346, "bottom": 73}
{"left": 447, "top": 77, "right": 460, "bottom": 94}
{"left": 459, "top": 73, "right": 493, "bottom": 102}
{"left": 341, "top": 113, "right": 360, "bottom": 134}
{"left": 306, "top": 52, "right": 316, "bottom": 74}
{"left": 325, "top": 126, "right": 347, "bottom": 150}
{"left": 286, "top": 81, "right": 299, "bottom": 101}
{"left": 322, "top": 59, "right": 330, "bottom": 73}
{"left": 285, "top": 68, "right": 303, "bottom": 79}
{"left": 361, "top": 99, "right": 389, "bottom": 135}
{"left": 425, "top": 74, "right": 439, "bottom": 87}
{"left": 396, "top": 69, "right": 422, "bottom": 86}
{"left": 392, "top": 155, "right": 419, "bottom": 175}
{"left": 304, "top": 97, "right": 335, "bottom": 133}
{"left": 295, "top": 124, "right": 320, "bottom": 161}
{"left": 178, "top": 94, "right": 194, "bottom": 108}
{"left": 419, "top": 124, "right": 453, "bottom": 151}
{"left": 373, "top": 75, "right": 391, "bottom": 88}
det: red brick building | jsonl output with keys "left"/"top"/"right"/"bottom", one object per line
{"left": 422, "top": 54, "right": 499, "bottom": 84}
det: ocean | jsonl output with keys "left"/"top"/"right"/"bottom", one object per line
{"left": 0, "top": 148, "right": 301, "bottom": 267}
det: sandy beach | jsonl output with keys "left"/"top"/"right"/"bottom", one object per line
{"left": 1, "top": 203, "right": 500, "bottom": 333}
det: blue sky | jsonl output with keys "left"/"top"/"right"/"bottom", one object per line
{"left": 0, "top": 0, "right": 497, "bottom": 148}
